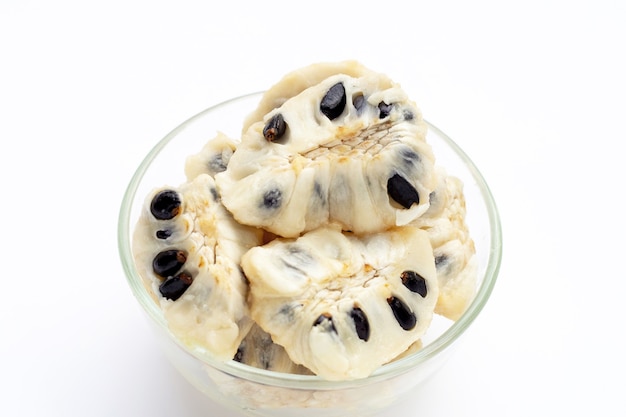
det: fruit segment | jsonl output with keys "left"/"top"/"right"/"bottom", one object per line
{"left": 411, "top": 169, "right": 477, "bottom": 320}
{"left": 132, "top": 174, "right": 263, "bottom": 360}
{"left": 215, "top": 70, "right": 436, "bottom": 237}
{"left": 242, "top": 225, "right": 438, "bottom": 380}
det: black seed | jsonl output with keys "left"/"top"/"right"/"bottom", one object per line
{"left": 353, "top": 94, "right": 366, "bottom": 113}
{"left": 150, "top": 190, "right": 181, "bottom": 220}
{"left": 400, "top": 270, "right": 428, "bottom": 298}
{"left": 320, "top": 82, "right": 346, "bottom": 120}
{"left": 260, "top": 354, "right": 272, "bottom": 369}
{"left": 350, "top": 307, "right": 370, "bottom": 341}
{"left": 403, "top": 109, "right": 414, "bottom": 121}
{"left": 208, "top": 154, "right": 227, "bottom": 173}
{"left": 313, "top": 313, "right": 329, "bottom": 325}
{"left": 313, "top": 313, "right": 337, "bottom": 334}
{"left": 387, "top": 173, "right": 420, "bottom": 209}
{"left": 378, "top": 102, "right": 393, "bottom": 118}
{"left": 313, "top": 181, "right": 323, "bottom": 197}
{"left": 152, "top": 249, "right": 187, "bottom": 278}
{"left": 387, "top": 296, "right": 417, "bottom": 331}
{"left": 233, "top": 346, "right": 244, "bottom": 362}
{"left": 435, "top": 254, "right": 449, "bottom": 268}
{"left": 261, "top": 188, "right": 282, "bottom": 210}
{"left": 428, "top": 190, "right": 437, "bottom": 205}
{"left": 263, "top": 113, "right": 287, "bottom": 142}
{"left": 278, "top": 303, "right": 301, "bottom": 322}
{"left": 399, "top": 148, "right": 420, "bottom": 167}
{"left": 159, "top": 271, "right": 193, "bottom": 301}
{"left": 281, "top": 245, "right": 313, "bottom": 274}
{"left": 155, "top": 229, "right": 172, "bottom": 239}
{"left": 210, "top": 187, "right": 220, "bottom": 202}
{"left": 313, "top": 181, "right": 325, "bottom": 203}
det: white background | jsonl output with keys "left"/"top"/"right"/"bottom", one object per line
{"left": 1, "top": 0, "right": 625, "bottom": 416}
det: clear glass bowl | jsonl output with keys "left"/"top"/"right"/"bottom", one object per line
{"left": 118, "top": 92, "right": 502, "bottom": 417}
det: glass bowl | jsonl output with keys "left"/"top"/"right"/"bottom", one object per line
{"left": 118, "top": 92, "right": 502, "bottom": 417}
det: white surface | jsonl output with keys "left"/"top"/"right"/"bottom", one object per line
{"left": 1, "top": 0, "right": 624, "bottom": 416}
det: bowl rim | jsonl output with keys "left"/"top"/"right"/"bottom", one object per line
{"left": 117, "top": 91, "right": 503, "bottom": 389}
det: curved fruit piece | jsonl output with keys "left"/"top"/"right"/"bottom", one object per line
{"left": 412, "top": 170, "right": 477, "bottom": 320}
{"left": 216, "top": 70, "right": 437, "bottom": 237}
{"left": 185, "top": 131, "right": 239, "bottom": 181}
{"left": 132, "top": 174, "right": 263, "bottom": 359}
{"left": 241, "top": 225, "right": 438, "bottom": 380}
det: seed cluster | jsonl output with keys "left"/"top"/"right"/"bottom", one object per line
{"left": 262, "top": 82, "right": 422, "bottom": 214}
{"left": 148, "top": 190, "right": 193, "bottom": 301}
{"left": 308, "top": 268, "right": 429, "bottom": 341}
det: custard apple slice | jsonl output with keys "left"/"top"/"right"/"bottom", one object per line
{"left": 241, "top": 225, "right": 438, "bottom": 380}
{"left": 216, "top": 69, "right": 437, "bottom": 237}
{"left": 132, "top": 173, "right": 263, "bottom": 360}
{"left": 412, "top": 169, "right": 477, "bottom": 320}
{"left": 185, "top": 131, "right": 238, "bottom": 181}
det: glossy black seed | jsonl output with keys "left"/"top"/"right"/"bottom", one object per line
{"left": 320, "top": 82, "right": 347, "bottom": 120}
{"left": 312, "top": 181, "right": 327, "bottom": 206}
{"left": 400, "top": 270, "right": 428, "bottom": 298}
{"left": 353, "top": 94, "right": 366, "bottom": 113}
{"left": 155, "top": 229, "right": 172, "bottom": 239}
{"left": 159, "top": 271, "right": 193, "bottom": 301}
{"left": 350, "top": 307, "right": 370, "bottom": 341}
{"left": 150, "top": 190, "right": 181, "bottom": 220}
{"left": 435, "top": 254, "right": 449, "bottom": 268}
{"left": 263, "top": 113, "right": 287, "bottom": 142}
{"left": 152, "top": 249, "right": 187, "bottom": 278}
{"left": 261, "top": 188, "right": 282, "bottom": 209}
{"left": 387, "top": 173, "right": 420, "bottom": 209}
{"left": 313, "top": 313, "right": 337, "bottom": 334}
{"left": 378, "top": 102, "right": 393, "bottom": 118}
{"left": 233, "top": 346, "right": 244, "bottom": 362}
{"left": 208, "top": 154, "right": 227, "bottom": 173}
{"left": 387, "top": 296, "right": 417, "bottom": 331}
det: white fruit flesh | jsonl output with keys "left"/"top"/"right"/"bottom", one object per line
{"left": 242, "top": 225, "right": 438, "bottom": 380}
{"left": 216, "top": 72, "right": 437, "bottom": 237}
{"left": 412, "top": 170, "right": 477, "bottom": 320}
{"left": 132, "top": 174, "right": 263, "bottom": 359}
